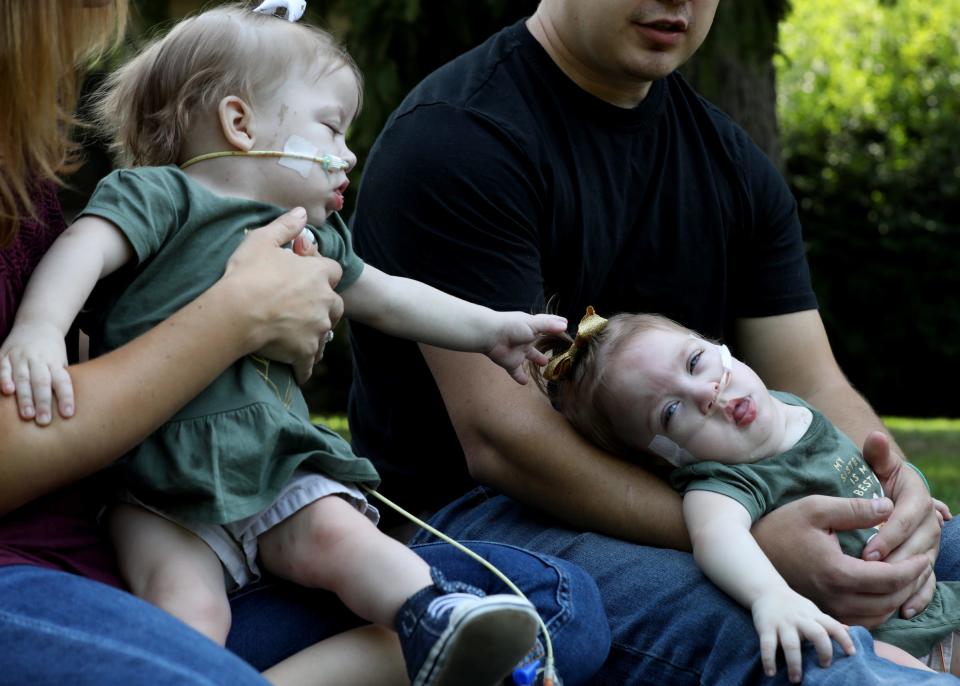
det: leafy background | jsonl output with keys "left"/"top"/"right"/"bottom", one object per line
{"left": 777, "top": 0, "right": 960, "bottom": 418}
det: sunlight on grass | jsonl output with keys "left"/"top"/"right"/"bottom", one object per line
{"left": 885, "top": 418, "right": 960, "bottom": 433}
{"left": 314, "top": 415, "right": 351, "bottom": 442}
{"left": 887, "top": 419, "right": 960, "bottom": 512}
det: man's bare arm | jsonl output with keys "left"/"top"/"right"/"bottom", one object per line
{"left": 421, "top": 344, "right": 689, "bottom": 549}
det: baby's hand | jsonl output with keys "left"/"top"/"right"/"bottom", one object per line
{"left": 752, "top": 589, "right": 855, "bottom": 683}
{"left": 0, "top": 322, "right": 74, "bottom": 425}
{"left": 486, "top": 313, "right": 567, "bottom": 384}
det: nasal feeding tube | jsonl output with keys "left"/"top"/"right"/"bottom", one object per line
{"left": 179, "top": 135, "right": 349, "bottom": 176}
{"left": 705, "top": 342, "right": 734, "bottom": 416}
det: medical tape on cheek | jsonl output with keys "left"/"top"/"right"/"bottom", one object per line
{"left": 279, "top": 135, "right": 320, "bottom": 178}
{"left": 278, "top": 135, "right": 351, "bottom": 178}
{"left": 648, "top": 434, "right": 698, "bottom": 468}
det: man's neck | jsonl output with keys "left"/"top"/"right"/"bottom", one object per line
{"left": 525, "top": 11, "right": 652, "bottom": 109}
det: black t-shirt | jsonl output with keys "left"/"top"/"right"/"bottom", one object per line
{"left": 349, "top": 19, "right": 817, "bottom": 516}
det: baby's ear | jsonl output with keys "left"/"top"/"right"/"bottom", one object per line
{"left": 218, "top": 96, "right": 255, "bottom": 151}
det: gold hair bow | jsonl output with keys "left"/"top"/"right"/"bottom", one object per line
{"left": 543, "top": 306, "right": 608, "bottom": 381}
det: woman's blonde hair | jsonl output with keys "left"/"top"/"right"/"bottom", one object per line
{"left": 530, "top": 312, "right": 691, "bottom": 459}
{"left": 94, "top": 3, "right": 362, "bottom": 168}
{"left": 0, "top": 0, "right": 128, "bottom": 246}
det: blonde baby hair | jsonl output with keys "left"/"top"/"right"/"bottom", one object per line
{"left": 94, "top": 2, "right": 361, "bottom": 168}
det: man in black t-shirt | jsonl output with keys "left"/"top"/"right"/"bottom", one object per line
{"left": 350, "top": 2, "right": 955, "bottom": 682}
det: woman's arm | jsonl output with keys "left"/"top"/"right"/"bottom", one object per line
{"left": 1, "top": 216, "right": 133, "bottom": 423}
{"left": 342, "top": 266, "right": 565, "bottom": 383}
{"left": 0, "top": 208, "right": 343, "bottom": 515}
{"left": 684, "top": 490, "right": 854, "bottom": 682}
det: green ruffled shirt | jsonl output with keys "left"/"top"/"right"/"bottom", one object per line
{"left": 81, "top": 166, "right": 379, "bottom": 524}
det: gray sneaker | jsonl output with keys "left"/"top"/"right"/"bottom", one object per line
{"left": 396, "top": 584, "right": 539, "bottom": 686}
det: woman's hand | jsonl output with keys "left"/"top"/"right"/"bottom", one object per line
{"left": 220, "top": 208, "right": 344, "bottom": 384}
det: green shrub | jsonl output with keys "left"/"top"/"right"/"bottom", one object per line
{"left": 777, "top": 0, "right": 960, "bottom": 416}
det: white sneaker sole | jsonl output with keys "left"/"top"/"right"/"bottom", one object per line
{"left": 413, "top": 595, "right": 540, "bottom": 686}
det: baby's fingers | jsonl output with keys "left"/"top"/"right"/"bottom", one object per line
{"left": 801, "top": 620, "right": 836, "bottom": 669}
{"left": 531, "top": 314, "right": 567, "bottom": 335}
{"left": 51, "top": 365, "right": 75, "bottom": 420}
{"left": 820, "top": 616, "right": 857, "bottom": 666}
{"left": 0, "top": 355, "right": 13, "bottom": 395}
{"left": 525, "top": 348, "right": 549, "bottom": 367}
{"left": 29, "top": 359, "right": 54, "bottom": 425}
{"left": 778, "top": 627, "right": 803, "bottom": 683}
{"left": 758, "top": 628, "right": 780, "bottom": 679}
{"left": 508, "top": 364, "right": 529, "bottom": 385}
{"left": 12, "top": 358, "right": 35, "bottom": 419}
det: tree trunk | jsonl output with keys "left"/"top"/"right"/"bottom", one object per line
{"left": 682, "top": 0, "right": 789, "bottom": 169}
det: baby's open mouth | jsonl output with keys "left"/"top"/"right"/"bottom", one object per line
{"left": 725, "top": 397, "right": 757, "bottom": 427}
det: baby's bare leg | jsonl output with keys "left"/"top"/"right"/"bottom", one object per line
{"left": 258, "top": 495, "right": 431, "bottom": 626}
{"left": 873, "top": 640, "right": 935, "bottom": 672}
{"left": 108, "top": 503, "right": 231, "bottom": 644}
{"left": 262, "top": 624, "right": 407, "bottom": 686}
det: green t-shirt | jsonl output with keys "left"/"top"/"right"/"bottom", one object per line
{"left": 80, "top": 166, "right": 379, "bottom": 524}
{"left": 670, "top": 391, "right": 883, "bottom": 557}
{"left": 670, "top": 391, "right": 960, "bottom": 657}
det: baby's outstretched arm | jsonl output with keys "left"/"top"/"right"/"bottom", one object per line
{"left": 0, "top": 217, "right": 133, "bottom": 424}
{"left": 341, "top": 266, "right": 565, "bottom": 383}
{"left": 683, "top": 490, "right": 855, "bottom": 683}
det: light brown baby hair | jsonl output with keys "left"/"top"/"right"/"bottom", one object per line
{"left": 94, "top": 2, "right": 361, "bottom": 168}
{"left": 530, "top": 311, "right": 691, "bottom": 460}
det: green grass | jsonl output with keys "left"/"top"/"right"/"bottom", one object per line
{"left": 887, "top": 418, "right": 960, "bottom": 512}
{"left": 314, "top": 414, "right": 960, "bottom": 510}
{"left": 315, "top": 414, "right": 351, "bottom": 442}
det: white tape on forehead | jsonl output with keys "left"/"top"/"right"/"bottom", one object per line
{"left": 280, "top": 135, "right": 320, "bottom": 178}
{"left": 648, "top": 435, "right": 698, "bottom": 468}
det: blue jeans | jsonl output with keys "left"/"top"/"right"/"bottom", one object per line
{"left": 417, "top": 487, "right": 960, "bottom": 685}
{"left": 0, "top": 541, "right": 608, "bottom": 685}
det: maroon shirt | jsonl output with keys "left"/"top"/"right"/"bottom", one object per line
{"left": 0, "top": 181, "right": 121, "bottom": 586}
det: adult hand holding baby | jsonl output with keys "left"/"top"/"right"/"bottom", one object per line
{"left": 223, "top": 206, "right": 344, "bottom": 384}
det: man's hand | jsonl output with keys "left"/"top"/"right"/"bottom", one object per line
{"left": 859, "top": 430, "right": 940, "bottom": 618}
{"left": 753, "top": 494, "right": 931, "bottom": 627}
{"left": 222, "top": 208, "right": 344, "bottom": 384}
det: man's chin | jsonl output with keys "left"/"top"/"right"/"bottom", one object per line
{"left": 624, "top": 52, "right": 693, "bottom": 82}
